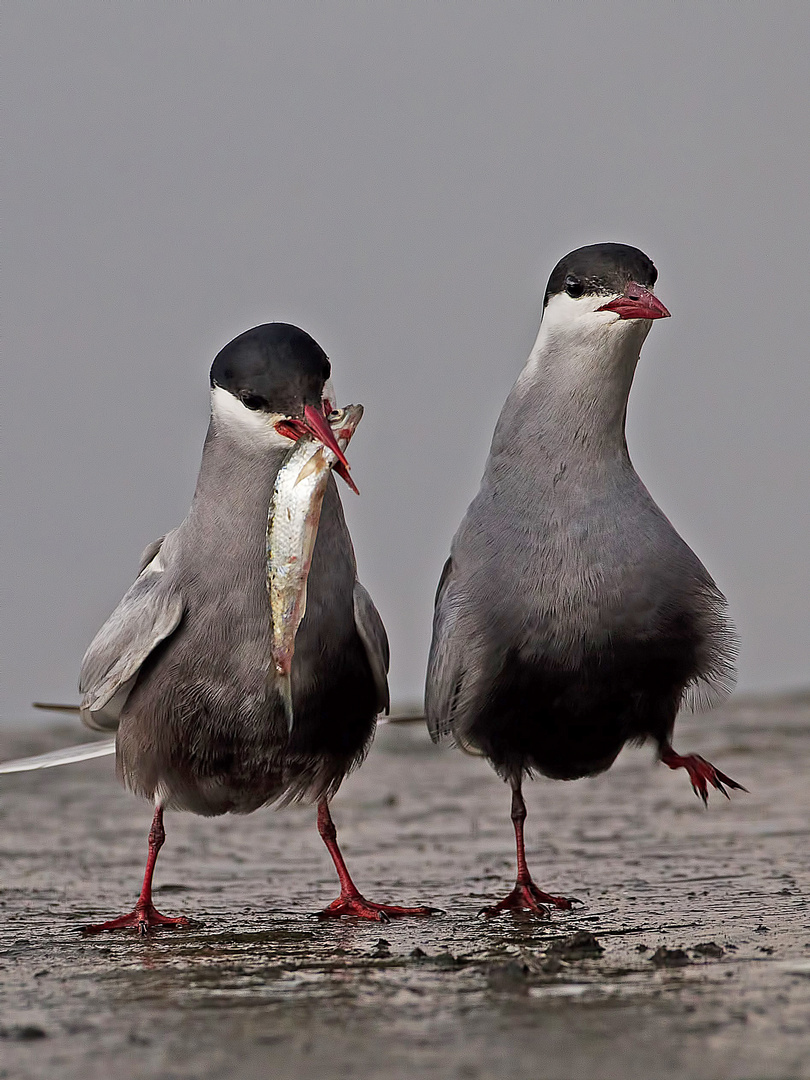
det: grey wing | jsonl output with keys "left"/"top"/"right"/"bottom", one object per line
{"left": 425, "top": 556, "right": 495, "bottom": 753}
{"left": 79, "top": 536, "right": 183, "bottom": 732}
{"left": 353, "top": 580, "right": 390, "bottom": 715}
{"left": 425, "top": 557, "right": 463, "bottom": 742}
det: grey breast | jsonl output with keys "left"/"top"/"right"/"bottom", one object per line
{"left": 426, "top": 380, "right": 737, "bottom": 753}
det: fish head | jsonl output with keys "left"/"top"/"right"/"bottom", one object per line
{"left": 276, "top": 403, "right": 364, "bottom": 495}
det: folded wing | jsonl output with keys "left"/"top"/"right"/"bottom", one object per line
{"left": 352, "top": 580, "right": 390, "bottom": 715}
{"left": 425, "top": 556, "right": 463, "bottom": 742}
{"left": 79, "top": 537, "right": 184, "bottom": 731}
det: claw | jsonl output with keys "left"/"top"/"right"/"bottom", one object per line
{"left": 83, "top": 902, "right": 189, "bottom": 935}
{"left": 315, "top": 799, "right": 443, "bottom": 922}
{"left": 661, "top": 747, "right": 747, "bottom": 807}
{"left": 479, "top": 881, "right": 578, "bottom": 918}
{"left": 317, "top": 894, "right": 442, "bottom": 921}
{"left": 83, "top": 806, "right": 190, "bottom": 936}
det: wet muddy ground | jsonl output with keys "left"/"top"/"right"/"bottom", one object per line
{"left": 1, "top": 694, "right": 808, "bottom": 1080}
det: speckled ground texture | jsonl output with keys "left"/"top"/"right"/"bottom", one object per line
{"left": 1, "top": 693, "right": 808, "bottom": 1080}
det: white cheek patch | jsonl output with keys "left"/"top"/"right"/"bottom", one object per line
{"left": 540, "top": 291, "right": 617, "bottom": 333}
{"left": 519, "top": 288, "right": 651, "bottom": 399}
{"left": 210, "top": 385, "right": 294, "bottom": 450}
{"left": 525, "top": 292, "right": 619, "bottom": 376}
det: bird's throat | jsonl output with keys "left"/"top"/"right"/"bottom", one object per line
{"left": 514, "top": 321, "right": 647, "bottom": 460}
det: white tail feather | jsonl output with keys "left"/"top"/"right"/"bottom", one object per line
{"left": 0, "top": 739, "right": 116, "bottom": 774}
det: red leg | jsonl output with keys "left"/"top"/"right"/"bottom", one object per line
{"left": 315, "top": 799, "right": 441, "bottom": 922}
{"left": 83, "top": 806, "right": 190, "bottom": 935}
{"left": 660, "top": 743, "right": 747, "bottom": 806}
{"left": 480, "top": 781, "right": 578, "bottom": 918}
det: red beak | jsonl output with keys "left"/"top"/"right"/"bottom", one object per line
{"left": 331, "top": 461, "right": 359, "bottom": 495}
{"left": 274, "top": 405, "right": 359, "bottom": 495}
{"left": 597, "top": 282, "right": 670, "bottom": 321}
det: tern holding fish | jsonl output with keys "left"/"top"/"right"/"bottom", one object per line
{"left": 68, "top": 322, "right": 436, "bottom": 931}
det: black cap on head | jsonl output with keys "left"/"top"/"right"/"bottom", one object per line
{"left": 544, "top": 243, "right": 658, "bottom": 307}
{"left": 210, "top": 323, "right": 331, "bottom": 416}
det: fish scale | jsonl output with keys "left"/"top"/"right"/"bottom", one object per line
{"left": 266, "top": 405, "right": 364, "bottom": 728}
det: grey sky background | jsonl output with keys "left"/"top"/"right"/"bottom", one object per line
{"left": 3, "top": 2, "right": 809, "bottom": 723}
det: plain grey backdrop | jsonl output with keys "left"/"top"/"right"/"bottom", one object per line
{"left": 3, "top": 2, "right": 809, "bottom": 722}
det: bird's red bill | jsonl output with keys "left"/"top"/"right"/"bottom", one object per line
{"left": 598, "top": 282, "right": 671, "bottom": 321}
{"left": 274, "top": 406, "right": 359, "bottom": 495}
{"left": 301, "top": 405, "right": 352, "bottom": 471}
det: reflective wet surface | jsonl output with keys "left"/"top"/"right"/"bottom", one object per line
{"left": 1, "top": 695, "right": 808, "bottom": 1079}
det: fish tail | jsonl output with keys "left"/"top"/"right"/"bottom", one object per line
{"left": 279, "top": 672, "right": 294, "bottom": 733}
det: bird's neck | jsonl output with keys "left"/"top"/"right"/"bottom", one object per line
{"left": 495, "top": 319, "right": 650, "bottom": 466}
{"left": 188, "top": 419, "right": 286, "bottom": 527}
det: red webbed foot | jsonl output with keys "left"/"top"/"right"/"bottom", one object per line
{"left": 661, "top": 746, "right": 747, "bottom": 806}
{"left": 83, "top": 902, "right": 190, "bottom": 936}
{"left": 314, "top": 800, "right": 443, "bottom": 922}
{"left": 479, "top": 880, "right": 580, "bottom": 918}
{"left": 317, "top": 893, "right": 443, "bottom": 923}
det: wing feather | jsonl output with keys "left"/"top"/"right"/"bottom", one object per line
{"left": 425, "top": 557, "right": 464, "bottom": 742}
{"left": 79, "top": 537, "right": 183, "bottom": 731}
{"left": 0, "top": 739, "right": 116, "bottom": 774}
{"left": 352, "top": 580, "right": 390, "bottom": 715}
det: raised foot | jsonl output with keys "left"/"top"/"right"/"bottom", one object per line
{"left": 479, "top": 881, "right": 579, "bottom": 918}
{"left": 82, "top": 902, "right": 190, "bottom": 936}
{"left": 317, "top": 894, "right": 443, "bottom": 923}
{"left": 662, "top": 749, "right": 747, "bottom": 806}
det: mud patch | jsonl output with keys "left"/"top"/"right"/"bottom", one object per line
{"left": 1, "top": 696, "right": 809, "bottom": 1079}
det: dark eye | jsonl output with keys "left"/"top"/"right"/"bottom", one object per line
{"left": 240, "top": 393, "right": 268, "bottom": 411}
{"left": 564, "top": 275, "right": 585, "bottom": 299}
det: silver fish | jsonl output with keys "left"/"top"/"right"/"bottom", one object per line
{"left": 266, "top": 404, "right": 364, "bottom": 728}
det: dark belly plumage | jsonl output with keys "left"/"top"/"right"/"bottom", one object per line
{"left": 117, "top": 614, "right": 378, "bottom": 813}
{"left": 283, "top": 632, "right": 380, "bottom": 802}
{"left": 466, "top": 617, "right": 703, "bottom": 781}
